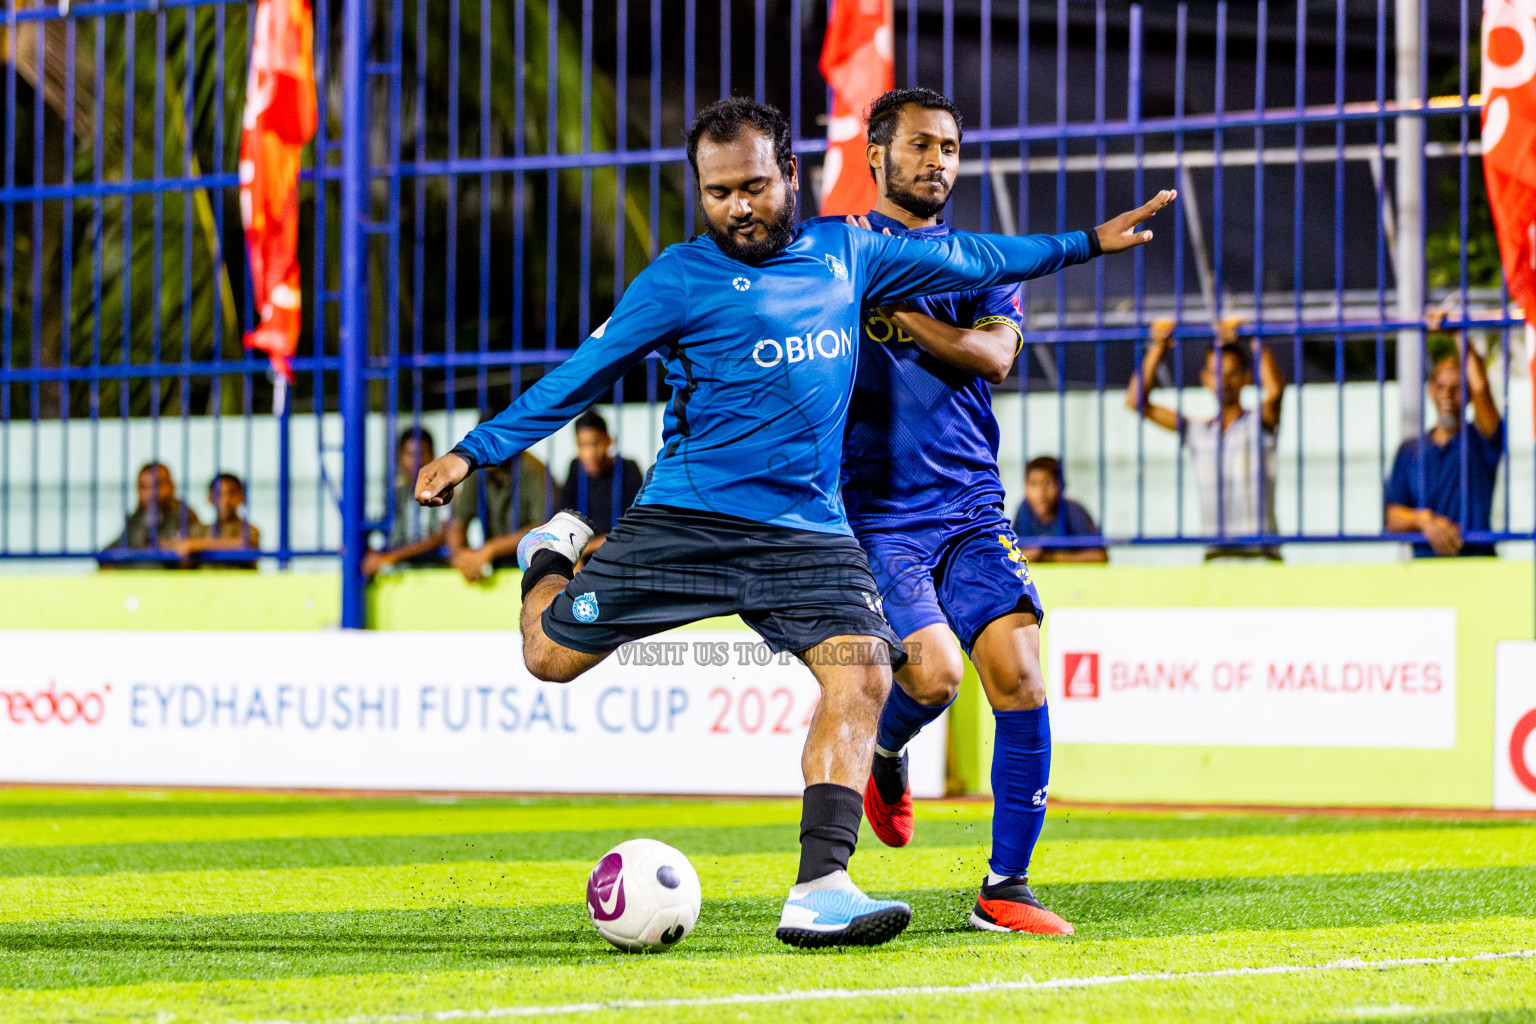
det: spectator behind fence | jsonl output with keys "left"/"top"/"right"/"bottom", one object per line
{"left": 1384, "top": 315, "right": 1504, "bottom": 558}
{"left": 1011, "top": 456, "right": 1107, "bottom": 563}
{"left": 98, "top": 462, "right": 205, "bottom": 569}
{"left": 1127, "top": 318, "right": 1285, "bottom": 560}
{"left": 170, "top": 473, "right": 261, "bottom": 570}
{"left": 559, "top": 410, "right": 644, "bottom": 564}
{"left": 364, "top": 426, "right": 449, "bottom": 577}
{"left": 447, "top": 413, "right": 556, "bottom": 581}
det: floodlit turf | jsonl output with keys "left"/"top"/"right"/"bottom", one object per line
{"left": 0, "top": 789, "right": 1532, "bottom": 1023}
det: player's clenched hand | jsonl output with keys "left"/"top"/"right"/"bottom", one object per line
{"left": 416, "top": 452, "right": 470, "bottom": 507}
{"left": 1095, "top": 189, "right": 1177, "bottom": 254}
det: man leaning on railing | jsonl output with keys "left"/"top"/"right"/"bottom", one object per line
{"left": 1383, "top": 313, "right": 1504, "bottom": 558}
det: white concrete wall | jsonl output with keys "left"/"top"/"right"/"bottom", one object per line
{"left": 2, "top": 377, "right": 1530, "bottom": 570}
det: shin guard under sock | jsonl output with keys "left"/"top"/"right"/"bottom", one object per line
{"left": 874, "top": 682, "right": 954, "bottom": 754}
{"left": 989, "top": 703, "right": 1052, "bottom": 878}
{"left": 797, "top": 783, "right": 863, "bottom": 883}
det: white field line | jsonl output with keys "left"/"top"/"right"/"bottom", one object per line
{"left": 229, "top": 948, "right": 1536, "bottom": 1024}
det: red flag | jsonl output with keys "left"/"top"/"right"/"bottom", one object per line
{"left": 1481, "top": 0, "right": 1536, "bottom": 430}
{"left": 240, "top": 0, "right": 318, "bottom": 382}
{"left": 818, "top": 0, "right": 894, "bottom": 216}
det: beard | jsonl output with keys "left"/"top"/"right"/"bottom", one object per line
{"left": 883, "top": 152, "right": 954, "bottom": 220}
{"left": 704, "top": 188, "right": 798, "bottom": 265}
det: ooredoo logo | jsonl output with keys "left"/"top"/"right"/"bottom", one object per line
{"left": 2, "top": 681, "right": 109, "bottom": 725}
{"left": 1063, "top": 653, "right": 1099, "bottom": 699}
{"left": 1510, "top": 707, "right": 1536, "bottom": 796}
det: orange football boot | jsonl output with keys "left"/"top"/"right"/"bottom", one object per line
{"left": 969, "top": 875, "right": 1074, "bottom": 934}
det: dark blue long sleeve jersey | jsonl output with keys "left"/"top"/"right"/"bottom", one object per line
{"left": 841, "top": 209, "right": 1028, "bottom": 521}
{"left": 452, "top": 219, "right": 1094, "bottom": 535}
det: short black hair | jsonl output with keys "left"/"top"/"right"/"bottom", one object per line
{"left": 574, "top": 409, "right": 609, "bottom": 436}
{"left": 1025, "top": 456, "right": 1062, "bottom": 483}
{"left": 685, "top": 97, "right": 795, "bottom": 183}
{"left": 1207, "top": 342, "right": 1252, "bottom": 373}
{"left": 397, "top": 425, "right": 434, "bottom": 452}
{"left": 865, "top": 88, "right": 965, "bottom": 178}
{"left": 209, "top": 472, "right": 244, "bottom": 494}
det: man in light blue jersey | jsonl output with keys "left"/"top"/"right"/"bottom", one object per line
{"left": 413, "top": 98, "right": 1173, "bottom": 949}
{"left": 844, "top": 89, "right": 1081, "bottom": 935}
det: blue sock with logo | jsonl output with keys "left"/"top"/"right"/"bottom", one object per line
{"left": 874, "top": 682, "right": 954, "bottom": 754}
{"left": 989, "top": 704, "right": 1052, "bottom": 878}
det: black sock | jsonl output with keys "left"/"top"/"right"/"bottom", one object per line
{"left": 520, "top": 548, "right": 573, "bottom": 599}
{"left": 870, "top": 748, "right": 908, "bottom": 805}
{"left": 797, "top": 783, "right": 863, "bottom": 884}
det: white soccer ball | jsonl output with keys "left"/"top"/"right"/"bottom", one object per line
{"left": 585, "top": 838, "right": 702, "bottom": 953}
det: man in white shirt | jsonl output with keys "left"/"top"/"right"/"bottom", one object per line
{"left": 1126, "top": 318, "right": 1285, "bottom": 559}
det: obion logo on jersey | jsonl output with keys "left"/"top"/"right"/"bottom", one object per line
{"left": 750, "top": 327, "right": 854, "bottom": 369}
{"left": 1062, "top": 653, "right": 1099, "bottom": 699}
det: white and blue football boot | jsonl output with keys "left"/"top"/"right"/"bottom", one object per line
{"left": 775, "top": 870, "right": 911, "bottom": 949}
{"left": 515, "top": 510, "right": 595, "bottom": 571}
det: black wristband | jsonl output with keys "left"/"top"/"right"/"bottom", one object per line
{"left": 1082, "top": 227, "right": 1102, "bottom": 258}
{"left": 448, "top": 445, "right": 480, "bottom": 473}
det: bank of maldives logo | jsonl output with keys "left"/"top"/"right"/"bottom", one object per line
{"left": 573, "top": 591, "right": 601, "bottom": 623}
{"left": 1063, "top": 653, "right": 1099, "bottom": 699}
{"left": 824, "top": 254, "right": 848, "bottom": 280}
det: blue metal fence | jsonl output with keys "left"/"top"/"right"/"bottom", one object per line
{"left": 0, "top": 1, "right": 1525, "bottom": 629}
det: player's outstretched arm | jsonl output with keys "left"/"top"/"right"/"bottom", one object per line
{"left": 416, "top": 254, "right": 687, "bottom": 508}
{"left": 855, "top": 190, "right": 1177, "bottom": 306}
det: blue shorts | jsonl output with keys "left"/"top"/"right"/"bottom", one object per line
{"left": 850, "top": 502, "right": 1043, "bottom": 653}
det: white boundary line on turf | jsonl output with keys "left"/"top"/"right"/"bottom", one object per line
{"left": 229, "top": 949, "right": 1536, "bottom": 1024}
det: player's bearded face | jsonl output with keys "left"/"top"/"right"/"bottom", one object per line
{"left": 702, "top": 180, "right": 798, "bottom": 265}
{"left": 883, "top": 148, "right": 954, "bottom": 220}
{"left": 695, "top": 132, "right": 800, "bottom": 265}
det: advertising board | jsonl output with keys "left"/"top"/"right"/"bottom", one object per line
{"left": 0, "top": 630, "right": 947, "bottom": 797}
{"left": 1494, "top": 641, "right": 1536, "bottom": 811}
{"left": 1049, "top": 608, "right": 1458, "bottom": 748}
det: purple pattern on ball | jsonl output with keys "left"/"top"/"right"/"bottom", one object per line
{"left": 587, "top": 852, "right": 626, "bottom": 922}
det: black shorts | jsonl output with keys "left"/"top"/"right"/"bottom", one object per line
{"left": 543, "top": 505, "right": 905, "bottom": 668}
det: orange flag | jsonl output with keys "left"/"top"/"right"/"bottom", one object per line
{"left": 818, "top": 0, "right": 894, "bottom": 216}
{"left": 1481, "top": 0, "right": 1536, "bottom": 430}
{"left": 240, "top": 0, "right": 318, "bottom": 382}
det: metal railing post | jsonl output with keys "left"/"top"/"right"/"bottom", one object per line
{"left": 1394, "top": 0, "right": 1424, "bottom": 441}
{"left": 339, "top": 0, "right": 370, "bottom": 628}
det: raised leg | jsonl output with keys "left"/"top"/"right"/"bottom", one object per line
{"left": 518, "top": 566, "right": 608, "bottom": 683}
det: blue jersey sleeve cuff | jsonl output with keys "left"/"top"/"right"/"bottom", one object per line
{"left": 1081, "top": 228, "right": 1102, "bottom": 259}
{"left": 449, "top": 443, "right": 482, "bottom": 473}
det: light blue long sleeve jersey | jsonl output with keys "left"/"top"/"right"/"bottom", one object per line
{"left": 452, "top": 219, "right": 1095, "bottom": 535}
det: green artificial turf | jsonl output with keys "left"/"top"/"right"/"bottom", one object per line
{"left": 0, "top": 788, "right": 1531, "bottom": 1023}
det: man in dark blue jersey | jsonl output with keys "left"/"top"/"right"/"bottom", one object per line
{"left": 412, "top": 97, "right": 1172, "bottom": 949}
{"left": 844, "top": 89, "right": 1074, "bottom": 935}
